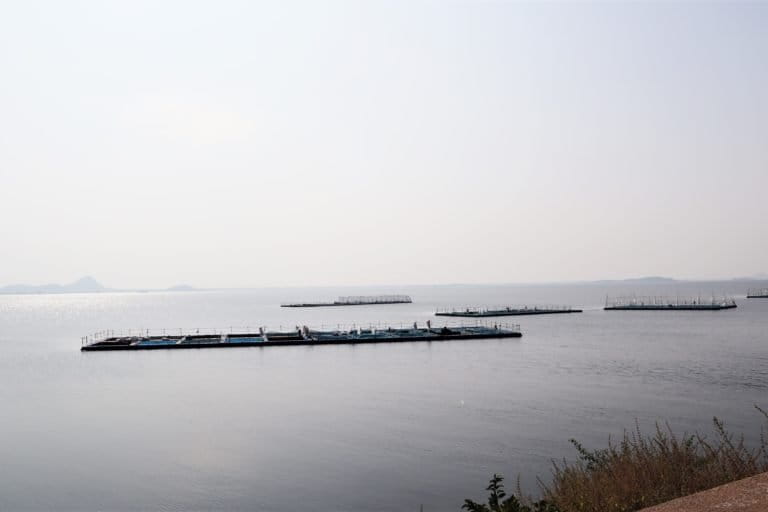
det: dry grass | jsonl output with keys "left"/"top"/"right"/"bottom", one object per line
{"left": 540, "top": 406, "right": 768, "bottom": 512}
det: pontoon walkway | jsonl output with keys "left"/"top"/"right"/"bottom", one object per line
{"left": 81, "top": 324, "right": 521, "bottom": 351}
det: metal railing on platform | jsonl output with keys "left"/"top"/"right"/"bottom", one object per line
{"left": 435, "top": 304, "right": 578, "bottom": 314}
{"left": 605, "top": 295, "right": 736, "bottom": 307}
{"left": 281, "top": 295, "right": 412, "bottom": 307}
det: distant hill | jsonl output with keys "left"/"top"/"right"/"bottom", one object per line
{"left": 621, "top": 276, "right": 677, "bottom": 283}
{"left": 0, "top": 277, "right": 203, "bottom": 294}
{"left": 731, "top": 273, "right": 768, "bottom": 282}
{"left": 0, "top": 276, "right": 106, "bottom": 294}
{"left": 592, "top": 276, "right": 678, "bottom": 285}
{"left": 166, "top": 284, "right": 197, "bottom": 292}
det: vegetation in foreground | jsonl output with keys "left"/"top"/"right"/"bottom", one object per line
{"left": 463, "top": 407, "right": 768, "bottom": 512}
{"left": 462, "top": 474, "right": 558, "bottom": 512}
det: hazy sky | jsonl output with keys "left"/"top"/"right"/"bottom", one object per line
{"left": 1, "top": 1, "right": 766, "bottom": 288}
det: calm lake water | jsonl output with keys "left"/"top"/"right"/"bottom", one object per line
{"left": 0, "top": 282, "right": 766, "bottom": 511}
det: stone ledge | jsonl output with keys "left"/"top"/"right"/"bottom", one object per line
{"left": 640, "top": 472, "right": 768, "bottom": 512}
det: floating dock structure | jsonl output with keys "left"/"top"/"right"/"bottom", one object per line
{"left": 281, "top": 295, "right": 412, "bottom": 308}
{"left": 604, "top": 296, "right": 737, "bottom": 311}
{"left": 80, "top": 322, "right": 521, "bottom": 351}
{"left": 747, "top": 288, "right": 768, "bottom": 298}
{"left": 435, "top": 305, "right": 582, "bottom": 317}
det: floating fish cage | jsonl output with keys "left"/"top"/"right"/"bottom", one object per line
{"left": 281, "top": 295, "right": 412, "bottom": 307}
{"left": 435, "top": 304, "right": 582, "bottom": 317}
{"left": 604, "top": 296, "right": 737, "bottom": 311}
{"left": 80, "top": 320, "right": 521, "bottom": 351}
{"left": 747, "top": 288, "right": 768, "bottom": 298}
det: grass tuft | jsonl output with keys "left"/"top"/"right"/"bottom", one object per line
{"left": 541, "top": 406, "right": 768, "bottom": 511}
{"left": 464, "top": 406, "right": 768, "bottom": 512}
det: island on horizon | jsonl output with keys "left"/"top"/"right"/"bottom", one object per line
{"left": 0, "top": 276, "right": 199, "bottom": 295}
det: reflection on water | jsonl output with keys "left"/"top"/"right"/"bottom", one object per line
{"left": 0, "top": 282, "right": 766, "bottom": 511}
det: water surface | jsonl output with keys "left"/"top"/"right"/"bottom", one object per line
{"left": 0, "top": 281, "right": 766, "bottom": 511}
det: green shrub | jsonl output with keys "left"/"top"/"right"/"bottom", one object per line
{"left": 462, "top": 474, "right": 560, "bottom": 512}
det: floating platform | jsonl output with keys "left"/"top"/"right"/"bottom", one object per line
{"left": 605, "top": 304, "right": 737, "bottom": 311}
{"left": 281, "top": 295, "right": 412, "bottom": 307}
{"left": 435, "top": 305, "right": 582, "bottom": 317}
{"left": 80, "top": 323, "right": 521, "bottom": 351}
{"left": 747, "top": 288, "right": 768, "bottom": 298}
{"left": 604, "top": 296, "right": 737, "bottom": 311}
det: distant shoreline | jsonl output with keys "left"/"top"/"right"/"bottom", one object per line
{"left": 2, "top": 275, "right": 767, "bottom": 296}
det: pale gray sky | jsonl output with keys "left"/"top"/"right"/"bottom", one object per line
{"left": 1, "top": 1, "right": 766, "bottom": 288}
